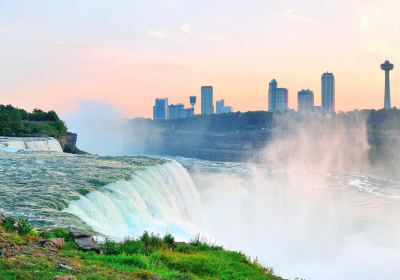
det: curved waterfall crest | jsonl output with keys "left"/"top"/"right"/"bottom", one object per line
{"left": 64, "top": 161, "right": 205, "bottom": 240}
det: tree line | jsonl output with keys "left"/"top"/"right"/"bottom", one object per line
{"left": 0, "top": 105, "right": 67, "bottom": 138}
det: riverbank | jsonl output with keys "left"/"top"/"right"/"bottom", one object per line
{"left": 0, "top": 215, "right": 283, "bottom": 280}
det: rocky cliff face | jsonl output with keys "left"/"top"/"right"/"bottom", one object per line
{"left": 61, "top": 132, "right": 86, "bottom": 154}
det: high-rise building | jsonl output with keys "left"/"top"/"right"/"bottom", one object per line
{"left": 381, "top": 60, "right": 394, "bottom": 110}
{"left": 297, "top": 89, "right": 314, "bottom": 113}
{"left": 201, "top": 86, "right": 214, "bottom": 115}
{"left": 268, "top": 79, "right": 277, "bottom": 112}
{"left": 168, "top": 104, "right": 184, "bottom": 119}
{"left": 168, "top": 103, "right": 194, "bottom": 119}
{"left": 321, "top": 72, "right": 335, "bottom": 114}
{"left": 268, "top": 79, "right": 288, "bottom": 112}
{"left": 216, "top": 99, "right": 233, "bottom": 114}
{"left": 153, "top": 98, "right": 169, "bottom": 120}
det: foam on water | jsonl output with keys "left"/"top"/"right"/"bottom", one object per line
{"left": 63, "top": 161, "right": 205, "bottom": 240}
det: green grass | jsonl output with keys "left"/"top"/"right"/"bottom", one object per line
{"left": 0, "top": 223, "right": 283, "bottom": 280}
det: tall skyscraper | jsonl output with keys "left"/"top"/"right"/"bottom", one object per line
{"left": 268, "top": 79, "right": 288, "bottom": 112}
{"left": 216, "top": 99, "right": 233, "bottom": 114}
{"left": 153, "top": 98, "right": 169, "bottom": 120}
{"left": 321, "top": 72, "right": 335, "bottom": 114}
{"left": 268, "top": 79, "right": 278, "bottom": 112}
{"left": 297, "top": 89, "right": 314, "bottom": 113}
{"left": 201, "top": 86, "right": 214, "bottom": 115}
{"left": 381, "top": 60, "right": 394, "bottom": 110}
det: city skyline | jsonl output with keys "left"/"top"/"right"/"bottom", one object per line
{"left": 153, "top": 60, "right": 398, "bottom": 119}
{"left": 0, "top": 1, "right": 399, "bottom": 118}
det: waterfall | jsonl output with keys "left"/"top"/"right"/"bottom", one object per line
{"left": 0, "top": 137, "right": 63, "bottom": 152}
{"left": 63, "top": 161, "right": 205, "bottom": 240}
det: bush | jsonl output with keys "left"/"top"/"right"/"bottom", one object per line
{"left": 163, "top": 233, "right": 175, "bottom": 247}
{"left": 189, "top": 235, "right": 223, "bottom": 251}
{"left": 3, "top": 217, "right": 34, "bottom": 235}
{"left": 101, "top": 238, "right": 121, "bottom": 255}
{"left": 120, "top": 239, "right": 145, "bottom": 255}
{"left": 42, "top": 228, "right": 73, "bottom": 241}
{"left": 140, "top": 231, "right": 163, "bottom": 248}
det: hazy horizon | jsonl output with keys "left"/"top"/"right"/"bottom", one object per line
{"left": 0, "top": 0, "right": 399, "bottom": 118}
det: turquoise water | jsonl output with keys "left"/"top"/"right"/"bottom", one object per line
{"left": 0, "top": 150, "right": 165, "bottom": 230}
{"left": 1, "top": 150, "right": 400, "bottom": 279}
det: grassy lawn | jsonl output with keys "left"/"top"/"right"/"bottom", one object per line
{"left": 0, "top": 220, "right": 283, "bottom": 280}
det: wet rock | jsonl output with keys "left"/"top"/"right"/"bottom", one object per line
{"left": 39, "top": 238, "right": 65, "bottom": 250}
{"left": 52, "top": 276, "right": 76, "bottom": 280}
{"left": 71, "top": 232, "right": 100, "bottom": 253}
{"left": 12, "top": 220, "right": 21, "bottom": 231}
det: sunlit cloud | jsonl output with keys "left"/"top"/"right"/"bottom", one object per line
{"left": 282, "top": 8, "right": 324, "bottom": 29}
{"left": 167, "top": 0, "right": 178, "bottom": 7}
{"left": 147, "top": 29, "right": 167, "bottom": 39}
{"left": 180, "top": 23, "right": 193, "bottom": 34}
{"left": 205, "top": 33, "right": 226, "bottom": 42}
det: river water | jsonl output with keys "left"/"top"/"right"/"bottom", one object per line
{"left": 1, "top": 148, "right": 400, "bottom": 279}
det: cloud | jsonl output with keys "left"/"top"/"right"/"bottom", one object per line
{"left": 363, "top": 40, "right": 399, "bottom": 60}
{"left": 168, "top": 0, "right": 178, "bottom": 7}
{"left": 147, "top": 29, "right": 167, "bottom": 39}
{"left": 180, "top": 23, "right": 193, "bottom": 34}
{"left": 282, "top": 8, "right": 323, "bottom": 29}
{"left": 76, "top": 46, "right": 137, "bottom": 63}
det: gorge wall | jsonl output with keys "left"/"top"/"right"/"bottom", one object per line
{"left": 125, "top": 112, "right": 273, "bottom": 162}
{"left": 125, "top": 110, "right": 400, "bottom": 163}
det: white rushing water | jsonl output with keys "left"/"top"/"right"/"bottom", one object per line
{"left": 0, "top": 137, "right": 63, "bottom": 152}
{"left": 64, "top": 161, "right": 205, "bottom": 240}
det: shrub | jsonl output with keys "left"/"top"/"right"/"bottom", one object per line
{"left": 140, "top": 231, "right": 150, "bottom": 244}
{"left": 189, "top": 235, "right": 223, "bottom": 251}
{"left": 140, "top": 231, "right": 163, "bottom": 248}
{"left": 120, "top": 239, "right": 145, "bottom": 255}
{"left": 43, "top": 228, "right": 73, "bottom": 241}
{"left": 163, "top": 233, "right": 175, "bottom": 247}
{"left": 101, "top": 238, "right": 121, "bottom": 255}
{"left": 3, "top": 217, "right": 34, "bottom": 235}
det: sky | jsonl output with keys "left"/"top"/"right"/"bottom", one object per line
{"left": 0, "top": 0, "right": 399, "bottom": 118}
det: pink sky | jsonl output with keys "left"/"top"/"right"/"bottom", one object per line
{"left": 0, "top": 0, "right": 399, "bottom": 118}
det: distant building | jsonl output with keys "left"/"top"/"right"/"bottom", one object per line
{"left": 381, "top": 60, "right": 394, "bottom": 110}
{"left": 168, "top": 103, "right": 194, "bottom": 119}
{"left": 297, "top": 89, "right": 314, "bottom": 113}
{"left": 268, "top": 79, "right": 288, "bottom": 112}
{"left": 189, "top": 96, "right": 197, "bottom": 110}
{"left": 321, "top": 72, "right": 335, "bottom": 114}
{"left": 216, "top": 99, "right": 233, "bottom": 114}
{"left": 201, "top": 86, "right": 214, "bottom": 114}
{"left": 153, "top": 98, "right": 169, "bottom": 120}
{"left": 312, "top": 106, "right": 322, "bottom": 114}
